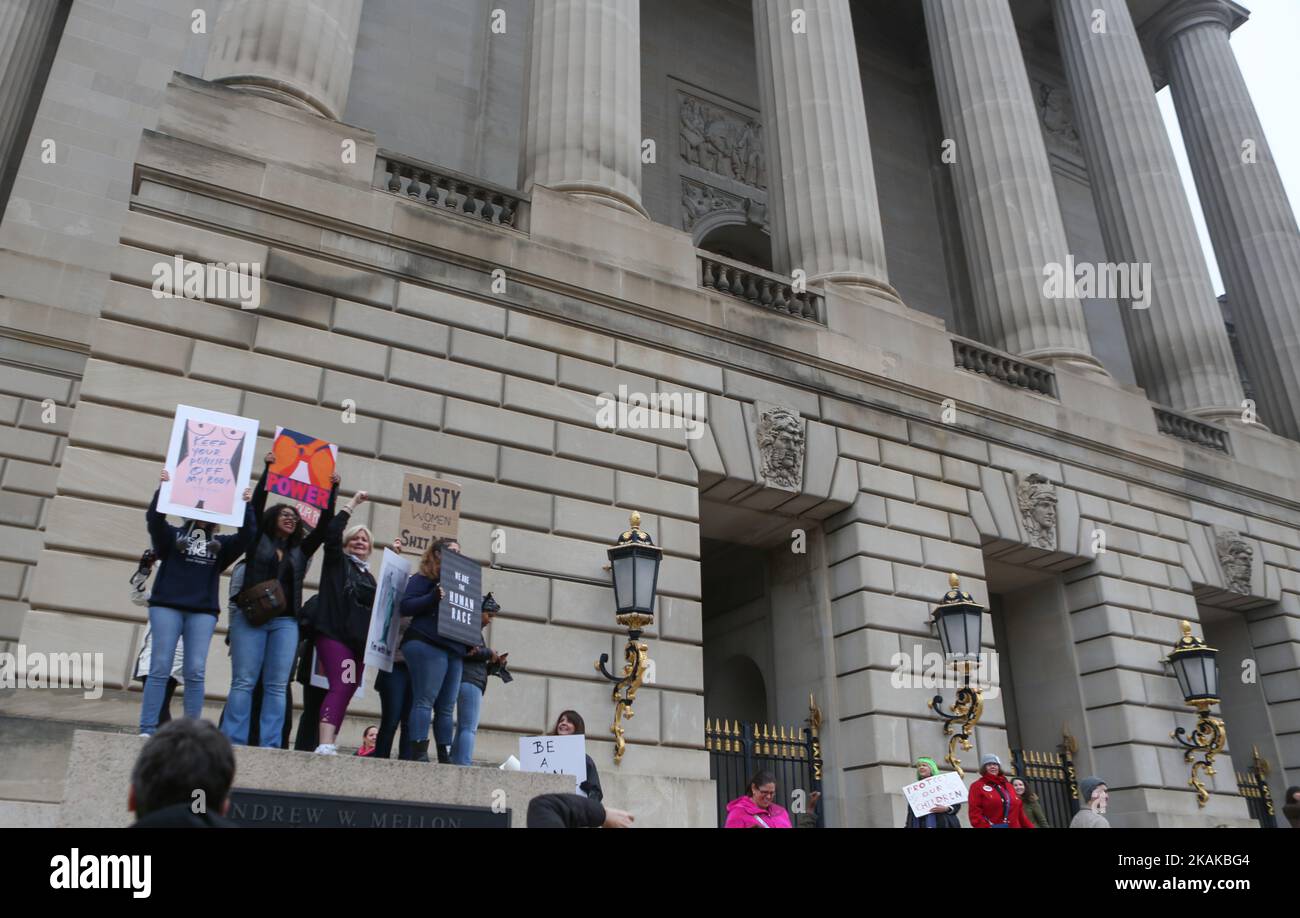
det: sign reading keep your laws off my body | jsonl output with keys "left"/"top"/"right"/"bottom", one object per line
{"left": 399, "top": 473, "right": 462, "bottom": 554}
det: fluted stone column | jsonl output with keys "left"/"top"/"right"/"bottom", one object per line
{"left": 923, "top": 0, "right": 1101, "bottom": 370}
{"left": 0, "top": 0, "right": 64, "bottom": 193}
{"left": 204, "top": 0, "right": 364, "bottom": 120}
{"left": 522, "top": 0, "right": 646, "bottom": 216}
{"left": 1147, "top": 0, "right": 1300, "bottom": 438}
{"left": 1053, "top": 0, "right": 1242, "bottom": 419}
{"left": 752, "top": 0, "right": 894, "bottom": 297}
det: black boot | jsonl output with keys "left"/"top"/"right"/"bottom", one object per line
{"left": 436, "top": 744, "right": 451, "bottom": 764}
{"left": 411, "top": 740, "right": 430, "bottom": 763}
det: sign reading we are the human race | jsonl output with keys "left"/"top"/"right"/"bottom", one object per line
{"left": 399, "top": 473, "right": 461, "bottom": 553}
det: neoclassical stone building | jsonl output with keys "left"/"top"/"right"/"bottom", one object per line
{"left": 0, "top": 0, "right": 1297, "bottom": 828}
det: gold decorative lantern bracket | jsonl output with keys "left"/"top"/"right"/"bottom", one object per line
{"left": 1167, "top": 621, "right": 1227, "bottom": 808}
{"left": 926, "top": 573, "right": 986, "bottom": 777}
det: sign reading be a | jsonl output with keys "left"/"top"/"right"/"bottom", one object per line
{"left": 518, "top": 734, "right": 587, "bottom": 794}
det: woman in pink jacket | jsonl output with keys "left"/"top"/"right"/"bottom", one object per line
{"left": 725, "top": 770, "right": 794, "bottom": 828}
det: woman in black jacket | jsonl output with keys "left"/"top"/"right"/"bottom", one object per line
{"left": 222, "top": 453, "right": 336, "bottom": 747}
{"left": 139, "top": 468, "right": 256, "bottom": 735}
{"left": 399, "top": 538, "right": 466, "bottom": 763}
{"left": 301, "top": 487, "right": 399, "bottom": 755}
{"left": 552, "top": 710, "right": 602, "bottom": 802}
{"left": 902, "top": 756, "right": 962, "bottom": 828}
{"left": 450, "top": 592, "right": 508, "bottom": 765}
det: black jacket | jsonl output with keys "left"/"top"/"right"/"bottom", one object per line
{"left": 301, "top": 509, "right": 376, "bottom": 655}
{"left": 399, "top": 573, "right": 468, "bottom": 656}
{"left": 246, "top": 469, "right": 335, "bottom": 617}
{"left": 903, "top": 802, "right": 962, "bottom": 828}
{"left": 145, "top": 490, "right": 256, "bottom": 615}
{"left": 526, "top": 793, "right": 606, "bottom": 829}
{"left": 131, "top": 802, "right": 238, "bottom": 827}
{"left": 461, "top": 617, "right": 504, "bottom": 695}
{"left": 581, "top": 754, "right": 603, "bottom": 803}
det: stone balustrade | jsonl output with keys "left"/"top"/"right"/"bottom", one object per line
{"left": 1153, "top": 406, "right": 1232, "bottom": 454}
{"left": 377, "top": 151, "right": 525, "bottom": 228}
{"left": 698, "top": 252, "right": 824, "bottom": 323}
{"left": 952, "top": 339, "right": 1057, "bottom": 398}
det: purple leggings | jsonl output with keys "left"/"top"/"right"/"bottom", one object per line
{"left": 316, "top": 636, "right": 365, "bottom": 729}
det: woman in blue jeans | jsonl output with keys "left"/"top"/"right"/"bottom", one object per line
{"left": 451, "top": 593, "right": 508, "bottom": 765}
{"left": 140, "top": 468, "right": 256, "bottom": 734}
{"left": 399, "top": 538, "right": 466, "bottom": 763}
{"left": 222, "top": 452, "right": 336, "bottom": 746}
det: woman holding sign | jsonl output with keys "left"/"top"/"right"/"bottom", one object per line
{"left": 140, "top": 469, "right": 257, "bottom": 735}
{"left": 902, "top": 756, "right": 963, "bottom": 828}
{"left": 303, "top": 487, "right": 400, "bottom": 755}
{"left": 399, "top": 539, "right": 467, "bottom": 763}
{"left": 223, "top": 453, "right": 338, "bottom": 748}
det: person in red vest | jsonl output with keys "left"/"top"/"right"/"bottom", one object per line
{"left": 968, "top": 754, "right": 1035, "bottom": 828}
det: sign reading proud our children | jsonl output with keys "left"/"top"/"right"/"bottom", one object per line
{"left": 399, "top": 473, "right": 461, "bottom": 553}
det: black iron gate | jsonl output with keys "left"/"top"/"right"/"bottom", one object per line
{"left": 706, "top": 700, "right": 824, "bottom": 828}
{"left": 1235, "top": 745, "right": 1277, "bottom": 829}
{"left": 1009, "top": 743, "right": 1079, "bottom": 829}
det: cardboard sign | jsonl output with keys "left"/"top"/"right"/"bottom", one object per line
{"left": 437, "top": 549, "right": 483, "bottom": 647}
{"left": 267, "top": 427, "right": 337, "bottom": 529}
{"left": 518, "top": 734, "right": 587, "bottom": 793}
{"left": 158, "top": 405, "right": 259, "bottom": 527}
{"left": 399, "top": 473, "right": 461, "bottom": 554}
{"left": 363, "top": 549, "right": 412, "bottom": 673}
{"left": 309, "top": 648, "right": 365, "bottom": 700}
{"left": 903, "top": 771, "right": 967, "bottom": 818}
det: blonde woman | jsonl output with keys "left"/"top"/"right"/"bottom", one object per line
{"left": 302, "top": 486, "right": 399, "bottom": 755}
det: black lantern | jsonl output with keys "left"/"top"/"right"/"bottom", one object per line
{"left": 1167, "top": 620, "right": 1227, "bottom": 808}
{"left": 1167, "top": 620, "right": 1220, "bottom": 705}
{"left": 606, "top": 510, "right": 661, "bottom": 630}
{"left": 932, "top": 572, "right": 983, "bottom": 665}
{"left": 926, "top": 572, "right": 987, "bottom": 777}
{"left": 597, "top": 511, "right": 661, "bottom": 765}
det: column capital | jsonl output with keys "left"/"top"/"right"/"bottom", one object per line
{"left": 1141, "top": 0, "right": 1247, "bottom": 54}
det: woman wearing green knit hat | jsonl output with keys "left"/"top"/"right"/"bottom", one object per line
{"left": 903, "top": 756, "right": 962, "bottom": 828}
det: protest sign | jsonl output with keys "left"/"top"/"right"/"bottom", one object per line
{"left": 363, "top": 549, "right": 412, "bottom": 672}
{"left": 437, "top": 549, "right": 483, "bottom": 646}
{"left": 158, "top": 405, "right": 259, "bottom": 527}
{"left": 266, "top": 427, "right": 338, "bottom": 528}
{"left": 398, "top": 474, "right": 461, "bottom": 554}
{"left": 518, "top": 734, "right": 587, "bottom": 793}
{"left": 903, "top": 771, "right": 967, "bottom": 818}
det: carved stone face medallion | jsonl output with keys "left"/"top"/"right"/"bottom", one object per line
{"left": 1214, "top": 528, "right": 1254, "bottom": 594}
{"left": 1016, "top": 472, "right": 1058, "bottom": 551}
{"left": 757, "top": 406, "right": 804, "bottom": 490}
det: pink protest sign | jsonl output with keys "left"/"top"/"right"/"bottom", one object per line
{"left": 157, "top": 405, "right": 259, "bottom": 527}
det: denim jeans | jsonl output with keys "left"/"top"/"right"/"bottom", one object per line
{"left": 451, "top": 681, "right": 483, "bottom": 766}
{"left": 375, "top": 662, "right": 413, "bottom": 759}
{"left": 222, "top": 609, "right": 299, "bottom": 746}
{"left": 403, "top": 639, "right": 462, "bottom": 747}
{"left": 139, "top": 606, "right": 218, "bottom": 733}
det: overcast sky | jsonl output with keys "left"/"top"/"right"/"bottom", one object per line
{"left": 1156, "top": 0, "right": 1300, "bottom": 296}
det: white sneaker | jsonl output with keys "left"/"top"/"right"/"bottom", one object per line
{"left": 313, "top": 743, "right": 338, "bottom": 755}
{"left": 139, "top": 733, "right": 151, "bottom": 738}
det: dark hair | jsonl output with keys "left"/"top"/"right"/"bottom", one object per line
{"left": 748, "top": 770, "right": 777, "bottom": 794}
{"left": 1011, "top": 776, "right": 1038, "bottom": 803}
{"left": 131, "top": 719, "right": 235, "bottom": 818}
{"left": 553, "top": 710, "right": 585, "bottom": 735}
{"left": 260, "top": 503, "right": 305, "bottom": 548}
{"left": 418, "top": 537, "right": 459, "bottom": 580}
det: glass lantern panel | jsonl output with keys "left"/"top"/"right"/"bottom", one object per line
{"left": 612, "top": 554, "right": 635, "bottom": 611}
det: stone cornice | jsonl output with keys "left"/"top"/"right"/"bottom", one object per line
{"left": 128, "top": 76, "right": 1300, "bottom": 528}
